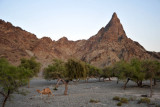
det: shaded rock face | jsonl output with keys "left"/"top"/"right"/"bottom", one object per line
{"left": 0, "top": 13, "right": 159, "bottom": 68}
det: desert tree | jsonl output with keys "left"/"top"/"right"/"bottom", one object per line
{"left": 142, "top": 60, "right": 160, "bottom": 97}
{"left": 43, "top": 59, "right": 65, "bottom": 89}
{"left": 102, "top": 66, "right": 113, "bottom": 81}
{"left": 112, "top": 60, "right": 140, "bottom": 89}
{"left": 44, "top": 58, "right": 88, "bottom": 95}
{"left": 85, "top": 63, "right": 102, "bottom": 82}
{"left": 112, "top": 60, "right": 130, "bottom": 84}
{"left": 19, "top": 57, "right": 41, "bottom": 88}
{"left": 64, "top": 59, "right": 88, "bottom": 95}
{"left": 129, "top": 58, "right": 145, "bottom": 87}
{"left": 0, "top": 58, "right": 32, "bottom": 107}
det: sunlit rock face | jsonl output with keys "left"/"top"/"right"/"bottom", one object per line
{"left": 0, "top": 13, "right": 159, "bottom": 68}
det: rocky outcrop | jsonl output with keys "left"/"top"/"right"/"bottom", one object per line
{"left": 73, "top": 13, "right": 152, "bottom": 67}
{"left": 0, "top": 13, "right": 159, "bottom": 68}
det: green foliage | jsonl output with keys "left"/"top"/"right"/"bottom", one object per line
{"left": 65, "top": 59, "right": 88, "bottom": 80}
{"left": 0, "top": 58, "right": 30, "bottom": 93}
{"left": 113, "top": 96, "right": 120, "bottom": 101}
{"left": 89, "top": 99, "right": 100, "bottom": 103}
{"left": 120, "top": 97, "right": 128, "bottom": 103}
{"left": 44, "top": 59, "right": 65, "bottom": 80}
{"left": 112, "top": 58, "right": 160, "bottom": 87}
{"left": 113, "top": 60, "right": 133, "bottom": 80}
{"left": 113, "top": 96, "right": 128, "bottom": 106}
{"left": 0, "top": 58, "right": 32, "bottom": 106}
{"left": 102, "top": 66, "right": 113, "bottom": 78}
{"left": 44, "top": 58, "right": 90, "bottom": 81}
{"left": 130, "top": 59, "right": 145, "bottom": 81}
{"left": 19, "top": 57, "right": 41, "bottom": 77}
{"left": 142, "top": 60, "right": 160, "bottom": 79}
{"left": 117, "top": 102, "right": 122, "bottom": 106}
{"left": 86, "top": 63, "right": 102, "bottom": 78}
{"left": 138, "top": 98, "right": 150, "bottom": 104}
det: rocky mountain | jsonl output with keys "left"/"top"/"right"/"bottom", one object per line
{"left": 0, "top": 13, "right": 159, "bottom": 68}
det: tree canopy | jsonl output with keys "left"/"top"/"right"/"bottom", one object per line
{"left": 0, "top": 58, "right": 32, "bottom": 107}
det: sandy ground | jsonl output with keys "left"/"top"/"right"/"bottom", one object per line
{"left": 1, "top": 77, "right": 160, "bottom": 107}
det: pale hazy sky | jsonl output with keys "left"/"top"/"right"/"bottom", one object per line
{"left": 0, "top": 0, "right": 160, "bottom": 52}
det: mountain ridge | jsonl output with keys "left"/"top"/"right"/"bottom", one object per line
{"left": 0, "top": 13, "right": 159, "bottom": 68}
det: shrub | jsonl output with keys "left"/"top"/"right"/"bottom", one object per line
{"left": 89, "top": 99, "right": 100, "bottom": 103}
{"left": 120, "top": 97, "right": 128, "bottom": 103}
{"left": 113, "top": 96, "right": 120, "bottom": 101}
{"left": 138, "top": 98, "right": 150, "bottom": 104}
{"left": 117, "top": 102, "right": 122, "bottom": 106}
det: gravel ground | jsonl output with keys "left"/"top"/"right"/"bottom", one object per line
{"left": 1, "top": 77, "right": 160, "bottom": 107}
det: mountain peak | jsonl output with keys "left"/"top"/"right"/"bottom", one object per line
{"left": 103, "top": 12, "right": 126, "bottom": 38}
{"left": 112, "top": 12, "right": 118, "bottom": 19}
{"left": 104, "top": 12, "right": 120, "bottom": 30}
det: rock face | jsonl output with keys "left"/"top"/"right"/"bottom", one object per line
{"left": 0, "top": 13, "right": 159, "bottom": 68}
{"left": 74, "top": 12, "right": 152, "bottom": 67}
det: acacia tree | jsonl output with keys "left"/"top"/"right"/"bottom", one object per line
{"left": 113, "top": 59, "right": 160, "bottom": 97}
{"left": 112, "top": 60, "right": 131, "bottom": 84}
{"left": 44, "top": 59, "right": 65, "bottom": 89}
{"left": 0, "top": 58, "right": 32, "bottom": 107}
{"left": 113, "top": 59, "right": 145, "bottom": 89}
{"left": 85, "top": 64, "right": 102, "bottom": 82}
{"left": 19, "top": 57, "right": 41, "bottom": 88}
{"left": 44, "top": 58, "right": 88, "bottom": 95}
{"left": 102, "top": 66, "right": 113, "bottom": 81}
{"left": 142, "top": 60, "right": 160, "bottom": 97}
{"left": 129, "top": 59, "right": 145, "bottom": 87}
{"left": 64, "top": 59, "right": 88, "bottom": 95}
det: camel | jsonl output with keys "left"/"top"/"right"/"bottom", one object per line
{"left": 36, "top": 88, "right": 54, "bottom": 98}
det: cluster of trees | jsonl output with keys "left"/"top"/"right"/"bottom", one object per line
{"left": 44, "top": 58, "right": 160, "bottom": 97}
{"left": 44, "top": 58, "right": 114, "bottom": 95}
{"left": 112, "top": 59, "right": 160, "bottom": 97}
{"left": 0, "top": 58, "right": 40, "bottom": 107}
{"left": 0, "top": 57, "right": 159, "bottom": 107}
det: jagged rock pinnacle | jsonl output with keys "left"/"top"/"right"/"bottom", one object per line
{"left": 112, "top": 12, "right": 118, "bottom": 19}
{"left": 103, "top": 12, "right": 126, "bottom": 38}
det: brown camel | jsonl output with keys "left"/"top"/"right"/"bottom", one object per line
{"left": 37, "top": 88, "right": 54, "bottom": 98}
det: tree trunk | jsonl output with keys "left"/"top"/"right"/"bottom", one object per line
{"left": 63, "top": 80, "right": 69, "bottom": 95}
{"left": 124, "top": 78, "right": 130, "bottom": 90}
{"left": 2, "top": 90, "right": 10, "bottom": 107}
{"left": 139, "top": 81, "right": 142, "bottom": 87}
{"left": 150, "top": 78, "right": 153, "bottom": 97}
{"left": 154, "top": 78, "right": 156, "bottom": 86}
{"left": 109, "top": 77, "right": 111, "bottom": 81}
{"left": 56, "top": 79, "right": 61, "bottom": 88}
{"left": 137, "top": 81, "right": 142, "bottom": 87}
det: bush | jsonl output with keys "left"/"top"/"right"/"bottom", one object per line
{"left": 113, "top": 96, "right": 120, "bottom": 101}
{"left": 120, "top": 97, "right": 128, "bottom": 103}
{"left": 138, "top": 98, "right": 150, "bottom": 104}
{"left": 89, "top": 99, "right": 100, "bottom": 103}
{"left": 117, "top": 102, "right": 122, "bottom": 106}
